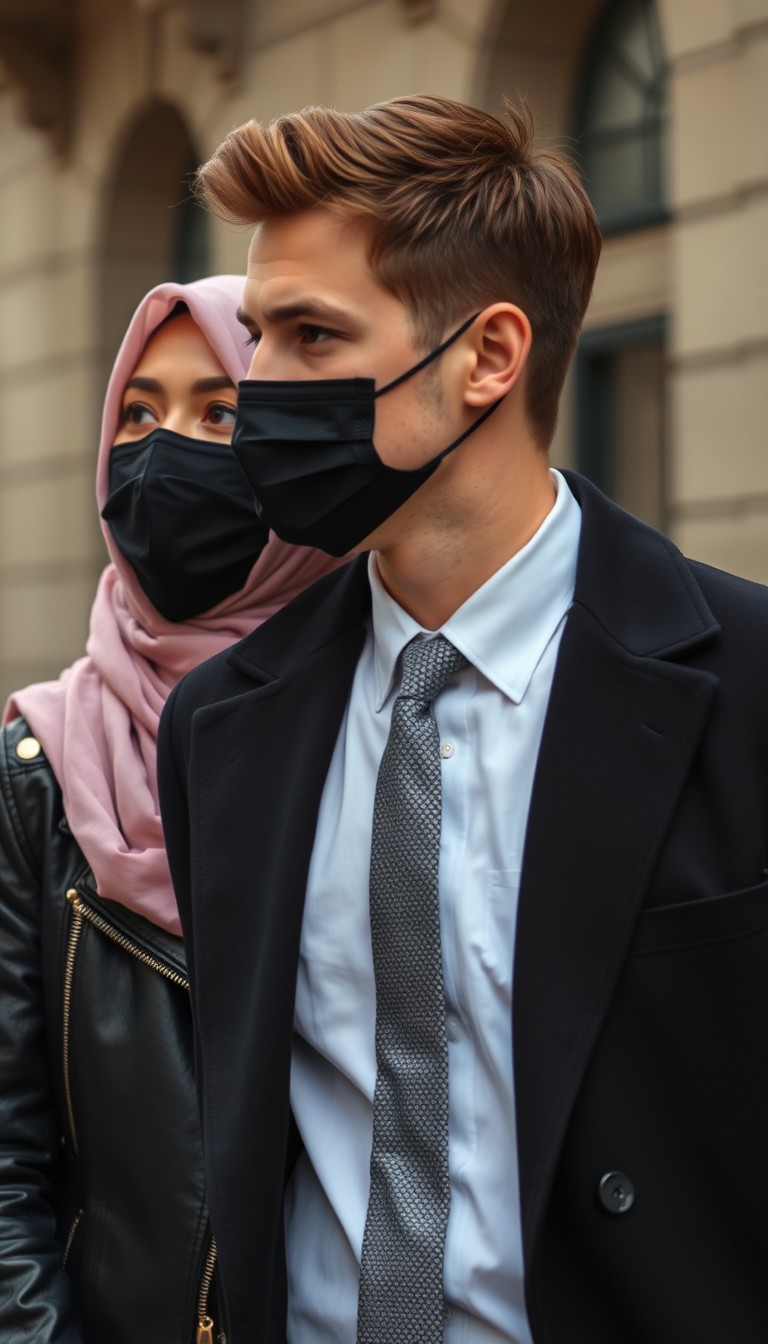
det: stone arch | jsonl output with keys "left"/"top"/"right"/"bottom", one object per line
{"left": 475, "top": 0, "right": 672, "bottom": 156}
{"left": 474, "top": 0, "right": 606, "bottom": 137}
{"left": 97, "top": 98, "right": 210, "bottom": 385}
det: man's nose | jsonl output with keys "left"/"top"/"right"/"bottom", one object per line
{"left": 245, "top": 335, "right": 285, "bottom": 381}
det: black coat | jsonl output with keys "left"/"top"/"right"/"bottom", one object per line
{"left": 0, "top": 716, "right": 219, "bottom": 1343}
{"left": 159, "top": 473, "right": 768, "bottom": 1344}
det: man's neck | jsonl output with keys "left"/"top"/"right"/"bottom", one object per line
{"left": 373, "top": 456, "right": 557, "bottom": 630}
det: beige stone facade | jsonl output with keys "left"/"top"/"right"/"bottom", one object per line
{"left": 0, "top": 0, "right": 766, "bottom": 702}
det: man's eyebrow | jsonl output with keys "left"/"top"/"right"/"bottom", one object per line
{"left": 236, "top": 299, "right": 352, "bottom": 327}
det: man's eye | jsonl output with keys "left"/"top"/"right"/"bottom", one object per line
{"left": 300, "top": 325, "right": 334, "bottom": 344}
{"left": 121, "top": 402, "right": 155, "bottom": 425}
{"left": 206, "top": 403, "right": 237, "bottom": 426}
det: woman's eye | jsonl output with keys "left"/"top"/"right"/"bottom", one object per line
{"left": 121, "top": 402, "right": 156, "bottom": 426}
{"left": 206, "top": 403, "right": 237, "bottom": 427}
{"left": 243, "top": 331, "right": 260, "bottom": 348}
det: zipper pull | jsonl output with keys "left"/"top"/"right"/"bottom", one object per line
{"left": 197, "top": 1317, "right": 215, "bottom": 1344}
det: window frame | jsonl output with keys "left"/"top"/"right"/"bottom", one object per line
{"left": 575, "top": 0, "right": 669, "bottom": 236}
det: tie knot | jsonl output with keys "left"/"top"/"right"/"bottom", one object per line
{"left": 398, "top": 634, "right": 467, "bottom": 705}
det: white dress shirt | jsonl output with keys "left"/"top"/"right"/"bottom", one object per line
{"left": 285, "top": 470, "right": 581, "bottom": 1343}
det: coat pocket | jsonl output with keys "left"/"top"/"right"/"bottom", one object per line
{"left": 632, "top": 874, "right": 768, "bottom": 955}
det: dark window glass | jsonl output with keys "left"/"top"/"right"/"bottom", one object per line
{"left": 577, "top": 318, "right": 667, "bottom": 528}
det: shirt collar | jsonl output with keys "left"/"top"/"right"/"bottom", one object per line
{"left": 369, "top": 468, "right": 582, "bottom": 709}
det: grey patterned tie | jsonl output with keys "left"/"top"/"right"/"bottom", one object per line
{"left": 358, "top": 634, "right": 467, "bottom": 1344}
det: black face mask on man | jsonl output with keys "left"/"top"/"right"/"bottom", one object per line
{"left": 231, "top": 312, "right": 503, "bottom": 555}
{"left": 102, "top": 428, "right": 269, "bottom": 622}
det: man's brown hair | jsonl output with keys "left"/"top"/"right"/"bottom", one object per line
{"left": 197, "top": 94, "right": 602, "bottom": 446}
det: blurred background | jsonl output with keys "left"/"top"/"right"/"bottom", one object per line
{"left": 1, "top": 0, "right": 766, "bottom": 702}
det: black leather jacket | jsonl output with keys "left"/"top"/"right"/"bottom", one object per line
{"left": 0, "top": 716, "right": 220, "bottom": 1343}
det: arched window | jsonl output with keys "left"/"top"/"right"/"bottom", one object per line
{"left": 577, "top": 0, "right": 667, "bottom": 232}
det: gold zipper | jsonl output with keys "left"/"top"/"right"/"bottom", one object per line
{"left": 63, "top": 890, "right": 83, "bottom": 1154}
{"left": 197, "top": 1239, "right": 218, "bottom": 1343}
{"left": 62, "top": 1208, "right": 84, "bottom": 1266}
{"left": 66, "top": 888, "right": 189, "bottom": 989}
{"left": 63, "top": 886, "right": 188, "bottom": 1162}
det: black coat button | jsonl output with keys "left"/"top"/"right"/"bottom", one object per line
{"left": 598, "top": 1171, "right": 635, "bottom": 1214}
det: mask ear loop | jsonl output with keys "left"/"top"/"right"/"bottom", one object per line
{"left": 392, "top": 391, "right": 505, "bottom": 479}
{"left": 374, "top": 311, "right": 481, "bottom": 398}
{"left": 425, "top": 395, "right": 508, "bottom": 475}
{"left": 431, "top": 395, "right": 504, "bottom": 466}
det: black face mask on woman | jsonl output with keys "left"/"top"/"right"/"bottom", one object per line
{"left": 102, "top": 428, "right": 269, "bottom": 622}
{"left": 231, "top": 312, "right": 503, "bottom": 555}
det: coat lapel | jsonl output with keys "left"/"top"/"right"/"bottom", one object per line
{"left": 189, "top": 620, "right": 367, "bottom": 1096}
{"left": 181, "top": 559, "right": 371, "bottom": 1318}
{"left": 187, "top": 556, "right": 372, "bottom": 1018}
{"left": 514, "top": 475, "right": 720, "bottom": 1264}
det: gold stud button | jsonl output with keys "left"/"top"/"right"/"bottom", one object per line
{"left": 16, "top": 736, "right": 42, "bottom": 760}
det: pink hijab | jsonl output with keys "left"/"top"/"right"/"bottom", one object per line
{"left": 5, "top": 275, "right": 346, "bottom": 935}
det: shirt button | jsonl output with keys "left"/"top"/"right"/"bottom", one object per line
{"left": 440, "top": 740, "right": 455, "bottom": 758}
{"left": 443, "top": 1304, "right": 453, "bottom": 1322}
{"left": 445, "top": 1015, "right": 461, "bottom": 1043}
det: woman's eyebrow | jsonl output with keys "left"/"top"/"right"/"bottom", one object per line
{"left": 191, "top": 376, "right": 236, "bottom": 394}
{"left": 122, "top": 375, "right": 235, "bottom": 394}
{"left": 123, "top": 376, "right": 162, "bottom": 393}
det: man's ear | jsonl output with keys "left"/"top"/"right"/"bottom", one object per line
{"left": 463, "top": 303, "right": 532, "bottom": 408}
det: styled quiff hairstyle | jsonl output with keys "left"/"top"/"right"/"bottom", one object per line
{"left": 197, "top": 94, "right": 602, "bottom": 446}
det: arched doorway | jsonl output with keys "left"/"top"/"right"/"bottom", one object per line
{"left": 97, "top": 99, "right": 210, "bottom": 383}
